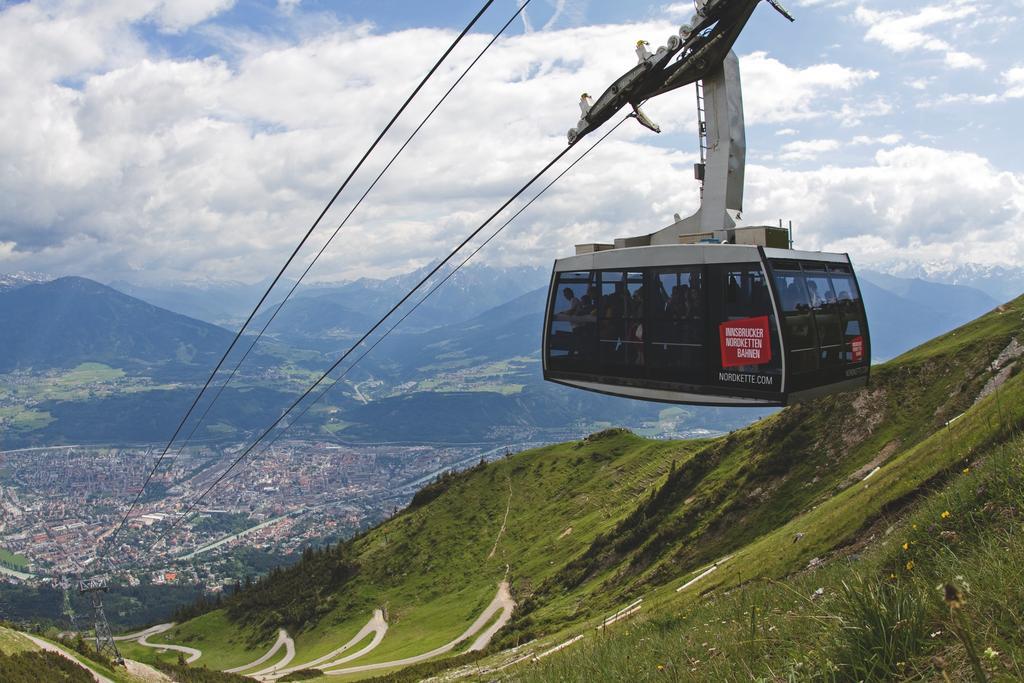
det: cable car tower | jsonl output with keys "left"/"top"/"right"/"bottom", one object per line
{"left": 544, "top": 0, "right": 872, "bottom": 406}
{"left": 79, "top": 577, "right": 125, "bottom": 665}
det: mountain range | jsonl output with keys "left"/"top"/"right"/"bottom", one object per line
{"left": 0, "top": 277, "right": 234, "bottom": 377}
{"left": 857, "top": 271, "right": 998, "bottom": 360}
{"left": 0, "top": 265, "right": 1012, "bottom": 447}
{"left": 873, "top": 260, "right": 1024, "bottom": 302}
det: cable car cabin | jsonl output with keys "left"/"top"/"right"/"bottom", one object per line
{"left": 543, "top": 244, "right": 870, "bottom": 406}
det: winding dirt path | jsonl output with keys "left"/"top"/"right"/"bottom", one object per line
{"left": 133, "top": 623, "right": 202, "bottom": 663}
{"left": 468, "top": 583, "right": 515, "bottom": 652}
{"left": 267, "top": 608, "right": 388, "bottom": 678}
{"left": 23, "top": 634, "right": 115, "bottom": 683}
{"left": 247, "top": 632, "right": 295, "bottom": 678}
{"left": 322, "top": 582, "right": 514, "bottom": 676}
{"left": 487, "top": 477, "right": 513, "bottom": 560}
{"left": 225, "top": 628, "right": 291, "bottom": 674}
{"left": 113, "top": 624, "right": 168, "bottom": 642}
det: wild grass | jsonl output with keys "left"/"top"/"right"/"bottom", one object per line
{"left": 0, "top": 626, "right": 36, "bottom": 655}
{"left": 508, "top": 430, "right": 1024, "bottom": 682}
{"left": 114, "top": 639, "right": 183, "bottom": 667}
{"left": 151, "top": 610, "right": 272, "bottom": 670}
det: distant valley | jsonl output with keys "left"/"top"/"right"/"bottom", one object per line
{"left": 0, "top": 265, "right": 1005, "bottom": 448}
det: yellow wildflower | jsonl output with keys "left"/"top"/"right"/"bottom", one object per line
{"left": 902, "top": 542, "right": 910, "bottom": 551}
{"left": 962, "top": 467, "right": 970, "bottom": 475}
{"left": 941, "top": 510, "right": 951, "bottom": 519}
{"left": 906, "top": 560, "right": 915, "bottom": 571}
{"left": 912, "top": 524, "right": 917, "bottom": 530}
{"left": 657, "top": 664, "right": 666, "bottom": 671}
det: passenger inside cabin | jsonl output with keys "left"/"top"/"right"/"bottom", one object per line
{"left": 807, "top": 280, "right": 823, "bottom": 308}
{"left": 782, "top": 281, "right": 798, "bottom": 310}
{"left": 668, "top": 285, "right": 689, "bottom": 317}
{"left": 561, "top": 287, "right": 580, "bottom": 314}
{"left": 727, "top": 274, "right": 740, "bottom": 303}
{"left": 630, "top": 285, "right": 645, "bottom": 317}
{"left": 581, "top": 286, "right": 600, "bottom": 314}
{"left": 610, "top": 282, "right": 629, "bottom": 318}
{"left": 687, "top": 286, "right": 702, "bottom": 318}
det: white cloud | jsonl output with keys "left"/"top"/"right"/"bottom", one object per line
{"left": 835, "top": 97, "right": 891, "bottom": 127}
{"left": 152, "top": 0, "right": 236, "bottom": 34}
{"left": 918, "top": 65, "right": 1024, "bottom": 105}
{"left": 543, "top": 0, "right": 569, "bottom": 31}
{"left": 0, "top": 3, "right": 1017, "bottom": 285}
{"left": 778, "top": 138, "right": 841, "bottom": 161}
{"left": 1005, "top": 66, "right": 1024, "bottom": 98}
{"left": 661, "top": 4, "right": 695, "bottom": 21}
{"left": 853, "top": 3, "right": 985, "bottom": 70}
{"left": 740, "top": 51, "right": 877, "bottom": 124}
{"left": 518, "top": 0, "right": 534, "bottom": 33}
{"left": 851, "top": 134, "right": 902, "bottom": 145}
{"left": 943, "top": 50, "right": 985, "bottom": 70}
{"left": 744, "top": 145, "right": 1024, "bottom": 268}
{"left": 793, "top": 0, "right": 855, "bottom": 6}
{"left": 0, "top": 3, "right": 889, "bottom": 283}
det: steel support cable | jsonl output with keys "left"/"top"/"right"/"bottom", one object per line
{"left": 205, "top": 117, "right": 628, "bottom": 503}
{"left": 249, "top": 116, "right": 631, "bottom": 464}
{"left": 171, "top": 117, "right": 628, "bottom": 556}
{"left": 165, "top": 0, "right": 534, "bottom": 468}
{"left": 100, "top": 0, "right": 498, "bottom": 561}
{"left": 158, "top": 117, "right": 629, "bottom": 546}
{"left": 149, "top": 142, "right": 578, "bottom": 551}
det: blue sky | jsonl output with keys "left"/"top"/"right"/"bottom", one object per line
{"left": 1, "top": 0, "right": 1022, "bottom": 285}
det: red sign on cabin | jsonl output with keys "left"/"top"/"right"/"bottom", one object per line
{"left": 719, "top": 316, "right": 772, "bottom": 368}
{"left": 851, "top": 335, "right": 864, "bottom": 363}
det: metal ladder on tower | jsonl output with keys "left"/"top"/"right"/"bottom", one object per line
{"left": 694, "top": 79, "right": 709, "bottom": 198}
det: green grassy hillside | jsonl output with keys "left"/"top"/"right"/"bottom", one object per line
{"left": 148, "top": 295, "right": 1024, "bottom": 680}
{"left": 0, "top": 626, "right": 117, "bottom": 682}
{"left": 515, "top": 430, "right": 1024, "bottom": 681}
{"left": 151, "top": 431, "right": 710, "bottom": 671}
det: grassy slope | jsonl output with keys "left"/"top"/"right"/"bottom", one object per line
{"left": 146, "top": 610, "right": 271, "bottom": 670}
{"left": 515, "top": 428, "right": 1024, "bottom": 681}
{"left": 0, "top": 626, "right": 38, "bottom": 655}
{"left": 37, "top": 636, "right": 143, "bottom": 683}
{"left": 0, "top": 629, "right": 141, "bottom": 683}
{"left": 158, "top": 296, "right": 1024, "bottom": 679}
{"left": 155, "top": 434, "right": 707, "bottom": 670}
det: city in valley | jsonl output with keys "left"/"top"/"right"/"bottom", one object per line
{"left": 0, "top": 440, "right": 536, "bottom": 592}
